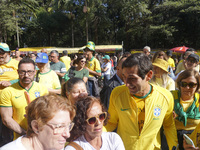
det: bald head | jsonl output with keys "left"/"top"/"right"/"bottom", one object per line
{"left": 116, "top": 56, "right": 127, "bottom": 81}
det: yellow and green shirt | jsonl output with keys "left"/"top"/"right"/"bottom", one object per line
{"left": 37, "top": 70, "right": 61, "bottom": 90}
{"left": 86, "top": 57, "right": 101, "bottom": 77}
{"left": 0, "top": 81, "right": 48, "bottom": 140}
{"left": 105, "top": 84, "right": 178, "bottom": 150}
{"left": 0, "top": 58, "right": 19, "bottom": 91}
{"left": 189, "top": 123, "right": 200, "bottom": 148}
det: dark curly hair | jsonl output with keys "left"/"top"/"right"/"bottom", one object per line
{"left": 69, "top": 96, "right": 109, "bottom": 141}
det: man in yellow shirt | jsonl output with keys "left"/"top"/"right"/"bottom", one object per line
{"left": 60, "top": 50, "right": 71, "bottom": 71}
{"left": 0, "top": 58, "right": 48, "bottom": 140}
{"left": 105, "top": 53, "right": 178, "bottom": 150}
{"left": 84, "top": 41, "right": 101, "bottom": 97}
{"left": 0, "top": 43, "right": 19, "bottom": 92}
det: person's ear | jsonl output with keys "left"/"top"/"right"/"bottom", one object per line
{"left": 146, "top": 70, "right": 153, "bottom": 81}
{"left": 31, "top": 120, "right": 39, "bottom": 134}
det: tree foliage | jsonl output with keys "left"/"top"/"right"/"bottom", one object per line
{"left": 0, "top": 0, "right": 200, "bottom": 50}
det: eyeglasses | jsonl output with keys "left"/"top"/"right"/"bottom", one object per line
{"left": 46, "top": 122, "right": 74, "bottom": 134}
{"left": 159, "top": 53, "right": 164, "bottom": 57}
{"left": 180, "top": 82, "right": 197, "bottom": 88}
{"left": 18, "top": 70, "right": 35, "bottom": 75}
{"left": 86, "top": 112, "right": 107, "bottom": 125}
{"left": 80, "top": 60, "right": 86, "bottom": 63}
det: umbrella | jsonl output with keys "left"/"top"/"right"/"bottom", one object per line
{"left": 170, "top": 46, "right": 189, "bottom": 53}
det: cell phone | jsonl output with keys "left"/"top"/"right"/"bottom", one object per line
{"left": 183, "top": 134, "right": 195, "bottom": 147}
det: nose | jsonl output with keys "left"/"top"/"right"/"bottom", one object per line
{"left": 62, "top": 128, "right": 70, "bottom": 138}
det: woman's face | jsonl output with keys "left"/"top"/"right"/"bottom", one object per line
{"left": 67, "top": 82, "right": 88, "bottom": 104}
{"left": 153, "top": 65, "right": 166, "bottom": 78}
{"left": 180, "top": 76, "right": 197, "bottom": 99}
{"left": 157, "top": 53, "right": 164, "bottom": 60}
{"left": 84, "top": 102, "right": 104, "bottom": 140}
{"left": 78, "top": 58, "right": 86, "bottom": 68}
{"left": 37, "top": 110, "right": 72, "bottom": 150}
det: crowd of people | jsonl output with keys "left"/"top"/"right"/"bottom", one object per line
{"left": 0, "top": 41, "right": 200, "bottom": 150}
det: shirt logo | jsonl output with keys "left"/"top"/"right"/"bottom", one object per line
{"left": 121, "top": 108, "right": 130, "bottom": 111}
{"left": 154, "top": 107, "right": 161, "bottom": 117}
{"left": 35, "top": 92, "right": 40, "bottom": 98}
{"left": 15, "top": 95, "right": 22, "bottom": 99}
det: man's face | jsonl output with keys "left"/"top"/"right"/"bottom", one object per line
{"left": 18, "top": 63, "right": 36, "bottom": 85}
{"left": 85, "top": 49, "right": 93, "bottom": 59}
{"left": 143, "top": 49, "right": 150, "bottom": 56}
{"left": 50, "top": 53, "right": 58, "bottom": 62}
{"left": 122, "top": 66, "right": 148, "bottom": 95}
{"left": 0, "top": 52, "right": 8, "bottom": 65}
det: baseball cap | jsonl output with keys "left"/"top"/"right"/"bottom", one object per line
{"left": 35, "top": 53, "right": 49, "bottom": 63}
{"left": 166, "top": 50, "right": 172, "bottom": 56}
{"left": 152, "top": 58, "right": 169, "bottom": 72}
{"left": 0, "top": 43, "right": 10, "bottom": 52}
{"left": 85, "top": 41, "right": 95, "bottom": 51}
{"left": 187, "top": 54, "right": 199, "bottom": 63}
{"left": 103, "top": 55, "right": 110, "bottom": 60}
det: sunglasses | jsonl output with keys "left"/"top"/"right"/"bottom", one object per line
{"left": 80, "top": 60, "right": 86, "bottom": 63}
{"left": 86, "top": 112, "right": 107, "bottom": 125}
{"left": 180, "top": 82, "right": 197, "bottom": 88}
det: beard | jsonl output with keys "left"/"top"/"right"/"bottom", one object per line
{"left": 20, "top": 76, "right": 34, "bottom": 84}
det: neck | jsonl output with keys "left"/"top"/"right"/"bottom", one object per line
{"left": 76, "top": 66, "right": 83, "bottom": 71}
{"left": 181, "top": 95, "right": 194, "bottom": 101}
{"left": 88, "top": 55, "right": 93, "bottom": 60}
{"left": 84, "top": 134, "right": 102, "bottom": 150}
{"left": 134, "top": 83, "right": 151, "bottom": 97}
{"left": 39, "top": 67, "right": 50, "bottom": 73}
{"left": 116, "top": 72, "right": 123, "bottom": 81}
{"left": 22, "top": 136, "right": 44, "bottom": 150}
{"left": 20, "top": 81, "right": 33, "bottom": 90}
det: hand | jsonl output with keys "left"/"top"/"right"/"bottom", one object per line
{"left": 183, "top": 138, "right": 199, "bottom": 150}
{"left": 0, "top": 81, "right": 11, "bottom": 88}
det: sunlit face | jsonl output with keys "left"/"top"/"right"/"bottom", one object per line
{"left": 84, "top": 102, "right": 104, "bottom": 140}
{"left": 37, "top": 110, "right": 71, "bottom": 150}
{"left": 143, "top": 49, "right": 150, "bottom": 56}
{"left": 85, "top": 49, "right": 93, "bottom": 60}
{"left": 78, "top": 58, "right": 86, "bottom": 68}
{"left": 0, "top": 52, "right": 8, "bottom": 65}
{"left": 153, "top": 65, "right": 166, "bottom": 78}
{"left": 185, "top": 58, "right": 198, "bottom": 70}
{"left": 67, "top": 82, "right": 88, "bottom": 104}
{"left": 18, "top": 63, "right": 36, "bottom": 86}
{"left": 123, "top": 66, "right": 148, "bottom": 96}
{"left": 180, "top": 76, "right": 197, "bottom": 99}
{"left": 50, "top": 53, "right": 59, "bottom": 63}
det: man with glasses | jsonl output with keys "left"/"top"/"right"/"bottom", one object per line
{"left": 0, "top": 58, "right": 48, "bottom": 141}
{"left": 0, "top": 43, "right": 19, "bottom": 93}
{"left": 49, "top": 50, "right": 66, "bottom": 83}
{"left": 105, "top": 53, "right": 178, "bottom": 150}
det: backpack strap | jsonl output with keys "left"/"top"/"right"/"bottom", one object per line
{"left": 67, "top": 142, "right": 83, "bottom": 150}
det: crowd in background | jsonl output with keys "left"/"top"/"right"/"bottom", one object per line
{"left": 0, "top": 41, "right": 200, "bottom": 150}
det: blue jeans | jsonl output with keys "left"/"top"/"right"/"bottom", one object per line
{"left": 103, "top": 74, "right": 110, "bottom": 85}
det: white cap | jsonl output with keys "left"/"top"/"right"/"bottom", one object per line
{"left": 143, "top": 46, "right": 151, "bottom": 52}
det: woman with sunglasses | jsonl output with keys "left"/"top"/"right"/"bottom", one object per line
{"left": 171, "top": 70, "right": 200, "bottom": 150}
{"left": 65, "top": 96, "right": 125, "bottom": 150}
{"left": 63, "top": 55, "right": 89, "bottom": 83}
{"left": 1, "top": 94, "right": 76, "bottom": 150}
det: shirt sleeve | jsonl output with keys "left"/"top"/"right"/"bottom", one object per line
{"left": 60, "top": 62, "right": 67, "bottom": 73}
{"left": 94, "top": 59, "right": 101, "bottom": 73}
{"left": 0, "top": 88, "right": 12, "bottom": 107}
{"left": 104, "top": 89, "right": 119, "bottom": 132}
{"left": 52, "top": 71, "right": 61, "bottom": 89}
{"left": 163, "top": 92, "right": 178, "bottom": 149}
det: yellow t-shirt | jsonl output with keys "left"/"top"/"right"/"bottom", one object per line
{"left": 168, "top": 57, "right": 175, "bottom": 68}
{"left": 0, "top": 58, "right": 19, "bottom": 91}
{"left": 37, "top": 70, "right": 61, "bottom": 89}
{"left": 134, "top": 96, "right": 145, "bottom": 134}
{"left": 86, "top": 57, "right": 101, "bottom": 77}
{"left": 0, "top": 81, "right": 48, "bottom": 140}
{"left": 60, "top": 56, "right": 71, "bottom": 71}
{"left": 189, "top": 123, "right": 200, "bottom": 148}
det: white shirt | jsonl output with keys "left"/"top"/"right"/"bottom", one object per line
{"left": 0, "top": 136, "right": 26, "bottom": 150}
{"left": 101, "top": 62, "right": 111, "bottom": 76}
{"left": 65, "top": 132, "right": 125, "bottom": 150}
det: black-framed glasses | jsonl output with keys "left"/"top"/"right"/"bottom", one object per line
{"left": 180, "top": 82, "right": 197, "bottom": 88}
{"left": 46, "top": 122, "right": 74, "bottom": 134}
{"left": 86, "top": 112, "right": 107, "bottom": 125}
{"left": 18, "top": 70, "right": 35, "bottom": 75}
